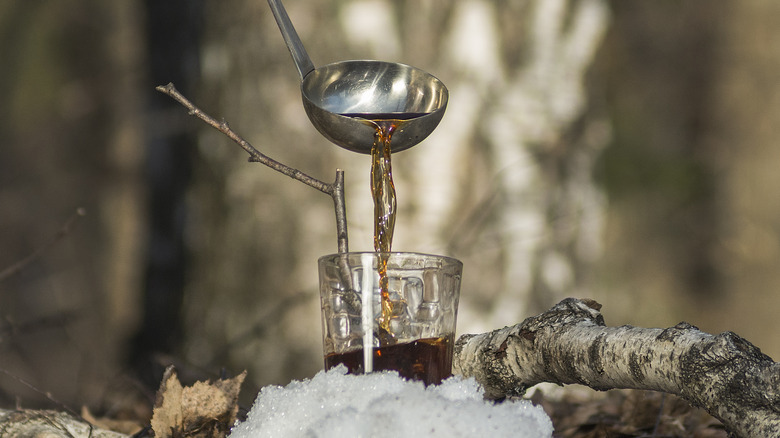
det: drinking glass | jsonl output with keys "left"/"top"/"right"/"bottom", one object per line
{"left": 318, "top": 252, "right": 462, "bottom": 385}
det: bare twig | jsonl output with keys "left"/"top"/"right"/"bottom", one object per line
{"left": 332, "top": 170, "right": 348, "bottom": 254}
{"left": 0, "top": 208, "right": 87, "bottom": 283}
{"left": 155, "top": 82, "right": 349, "bottom": 253}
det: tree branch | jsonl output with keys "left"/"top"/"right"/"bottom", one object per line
{"left": 0, "top": 409, "right": 128, "bottom": 438}
{"left": 453, "top": 297, "right": 780, "bottom": 438}
{"left": 155, "top": 82, "right": 349, "bottom": 253}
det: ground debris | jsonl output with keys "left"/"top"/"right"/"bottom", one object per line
{"left": 532, "top": 387, "right": 728, "bottom": 437}
{"left": 81, "top": 406, "right": 145, "bottom": 436}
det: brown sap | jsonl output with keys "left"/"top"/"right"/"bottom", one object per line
{"left": 324, "top": 336, "right": 453, "bottom": 385}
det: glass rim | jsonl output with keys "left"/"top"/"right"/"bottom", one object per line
{"left": 318, "top": 251, "right": 462, "bottom": 268}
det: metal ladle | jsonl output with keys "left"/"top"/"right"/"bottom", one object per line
{"left": 268, "top": 0, "right": 448, "bottom": 154}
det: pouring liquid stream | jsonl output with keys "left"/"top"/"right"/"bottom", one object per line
{"left": 341, "top": 112, "right": 427, "bottom": 340}
{"left": 371, "top": 120, "right": 396, "bottom": 338}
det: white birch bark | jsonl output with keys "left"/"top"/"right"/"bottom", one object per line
{"left": 0, "top": 410, "right": 129, "bottom": 438}
{"left": 480, "top": 0, "right": 609, "bottom": 326}
{"left": 454, "top": 298, "right": 780, "bottom": 438}
{"left": 335, "top": 0, "right": 610, "bottom": 334}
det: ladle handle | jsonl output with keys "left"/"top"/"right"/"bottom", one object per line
{"left": 267, "top": 0, "right": 316, "bottom": 81}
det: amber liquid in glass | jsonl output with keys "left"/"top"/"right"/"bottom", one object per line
{"left": 324, "top": 336, "right": 453, "bottom": 385}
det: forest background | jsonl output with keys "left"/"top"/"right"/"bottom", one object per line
{"left": 1, "top": 0, "right": 778, "bottom": 415}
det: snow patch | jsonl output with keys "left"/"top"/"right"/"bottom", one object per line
{"left": 230, "top": 366, "right": 552, "bottom": 437}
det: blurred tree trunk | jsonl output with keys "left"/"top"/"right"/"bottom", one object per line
{"left": 0, "top": 1, "right": 148, "bottom": 408}
{"left": 130, "top": 0, "right": 202, "bottom": 387}
{"left": 592, "top": 0, "right": 780, "bottom": 360}
{"left": 184, "top": 0, "right": 609, "bottom": 388}
{"left": 709, "top": 1, "right": 780, "bottom": 359}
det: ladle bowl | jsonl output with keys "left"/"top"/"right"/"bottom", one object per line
{"left": 301, "top": 60, "right": 448, "bottom": 153}
{"left": 269, "top": 0, "right": 448, "bottom": 154}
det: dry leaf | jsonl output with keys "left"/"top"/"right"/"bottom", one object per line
{"left": 151, "top": 366, "right": 246, "bottom": 438}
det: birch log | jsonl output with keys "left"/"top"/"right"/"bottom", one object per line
{"left": 0, "top": 409, "right": 130, "bottom": 437}
{"left": 453, "top": 297, "right": 780, "bottom": 437}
